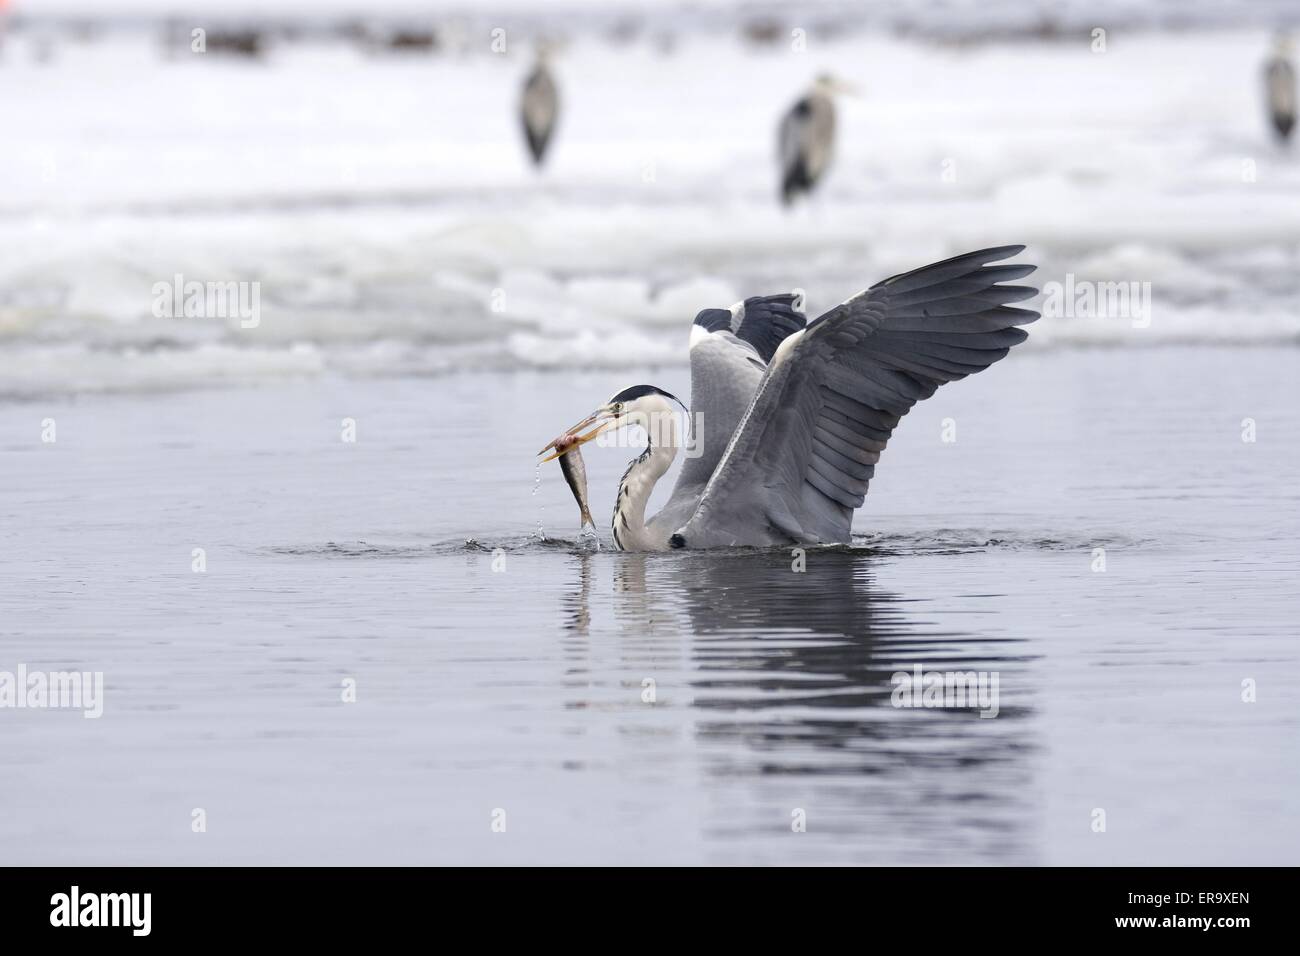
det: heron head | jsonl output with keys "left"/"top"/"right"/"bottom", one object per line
{"left": 538, "top": 385, "right": 687, "bottom": 462}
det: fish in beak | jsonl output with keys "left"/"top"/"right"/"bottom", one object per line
{"left": 537, "top": 404, "right": 618, "bottom": 463}
{"left": 539, "top": 405, "right": 622, "bottom": 533}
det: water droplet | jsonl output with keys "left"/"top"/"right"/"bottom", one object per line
{"left": 531, "top": 463, "right": 546, "bottom": 542}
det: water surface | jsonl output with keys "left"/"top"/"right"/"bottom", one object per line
{"left": 2, "top": 347, "right": 1296, "bottom": 864}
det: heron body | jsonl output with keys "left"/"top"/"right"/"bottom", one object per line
{"left": 521, "top": 60, "right": 559, "bottom": 165}
{"left": 540, "top": 246, "right": 1039, "bottom": 551}
{"left": 778, "top": 80, "right": 838, "bottom": 205}
{"left": 1265, "top": 52, "right": 1296, "bottom": 143}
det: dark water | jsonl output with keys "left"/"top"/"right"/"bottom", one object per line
{"left": 1, "top": 347, "right": 1297, "bottom": 864}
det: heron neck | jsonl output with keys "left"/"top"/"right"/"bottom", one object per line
{"left": 612, "top": 426, "right": 678, "bottom": 551}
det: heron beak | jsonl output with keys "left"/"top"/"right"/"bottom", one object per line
{"left": 537, "top": 406, "right": 616, "bottom": 462}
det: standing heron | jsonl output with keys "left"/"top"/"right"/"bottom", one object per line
{"left": 520, "top": 48, "right": 559, "bottom": 166}
{"left": 539, "top": 246, "right": 1038, "bottom": 550}
{"left": 1264, "top": 34, "right": 1296, "bottom": 144}
{"left": 778, "top": 74, "right": 854, "bottom": 206}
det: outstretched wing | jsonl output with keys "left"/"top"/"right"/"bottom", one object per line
{"left": 672, "top": 294, "right": 807, "bottom": 496}
{"left": 672, "top": 246, "right": 1038, "bottom": 548}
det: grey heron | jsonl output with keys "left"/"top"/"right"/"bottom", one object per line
{"left": 520, "top": 49, "right": 559, "bottom": 166}
{"left": 539, "top": 245, "right": 1038, "bottom": 550}
{"left": 1265, "top": 34, "right": 1296, "bottom": 144}
{"left": 778, "top": 74, "right": 854, "bottom": 206}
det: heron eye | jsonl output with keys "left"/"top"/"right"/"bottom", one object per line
{"left": 612, "top": 402, "right": 623, "bottom": 414}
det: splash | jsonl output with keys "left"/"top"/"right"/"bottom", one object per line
{"left": 529, "top": 463, "right": 547, "bottom": 543}
{"left": 577, "top": 523, "right": 602, "bottom": 551}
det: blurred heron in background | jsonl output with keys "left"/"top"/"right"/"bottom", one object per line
{"left": 520, "top": 45, "right": 559, "bottom": 166}
{"left": 539, "top": 247, "right": 1038, "bottom": 550}
{"left": 777, "top": 73, "right": 856, "bottom": 206}
{"left": 1264, "top": 34, "right": 1295, "bottom": 144}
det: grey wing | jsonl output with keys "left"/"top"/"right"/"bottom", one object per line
{"left": 672, "top": 246, "right": 1038, "bottom": 548}
{"left": 778, "top": 101, "right": 807, "bottom": 179}
{"left": 661, "top": 296, "right": 807, "bottom": 506}
{"left": 733, "top": 293, "right": 806, "bottom": 361}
